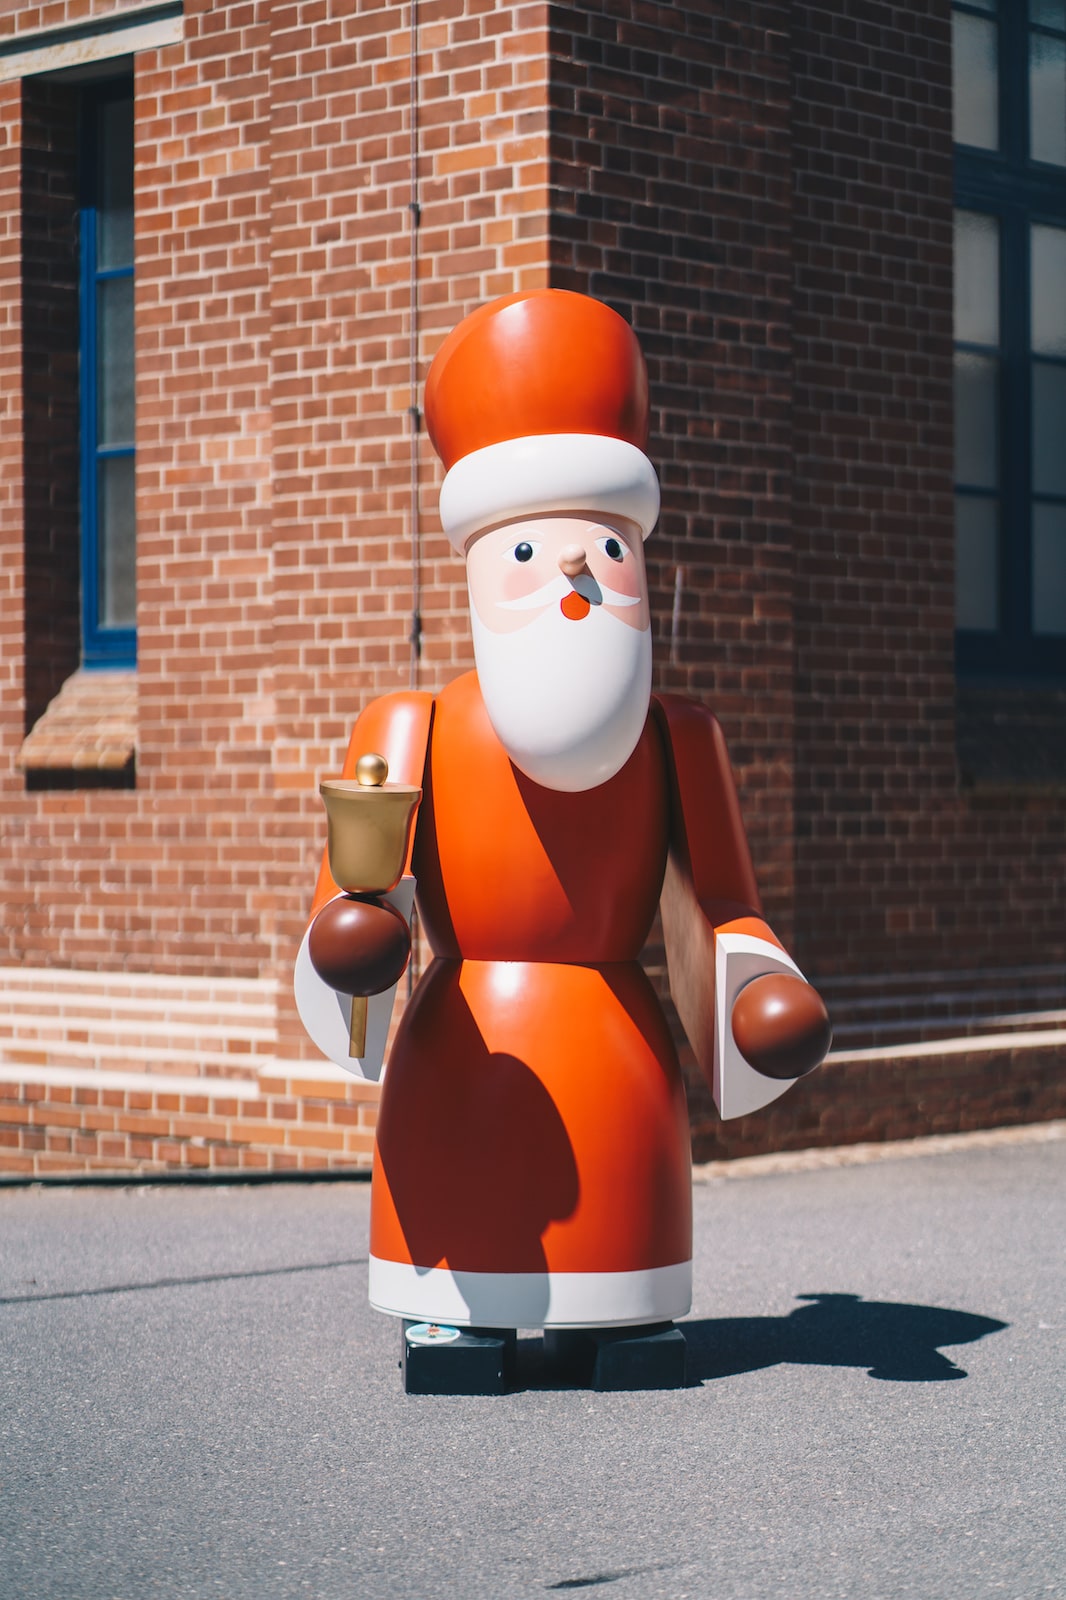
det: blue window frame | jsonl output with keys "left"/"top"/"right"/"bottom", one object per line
{"left": 953, "top": 1, "right": 1066, "bottom": 676}
{"left": 80, "top": 82, "right": 136, "bottom": 667}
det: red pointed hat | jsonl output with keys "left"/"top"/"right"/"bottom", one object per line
{"left": 424, "top": 290, "right": 660, "bottom": 553}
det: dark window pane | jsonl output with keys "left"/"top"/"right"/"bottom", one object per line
{"left": 1032, "top": 504, "right": 1066, "bottom": 635}
{"left": 97, "top": 454, "right": 136, "bottom": 630}
{"left": 953, "top": 12, "right": 999, "bottom": 149}
{"left": 955, "top": 495, "right": 999, "bottom": 631}
{"left": 1032, "top": 362, "right": 1066, "bottom": 495}
{"left": 1031, "top": 224, "right": 1066, "bottom": 355}
{"left": 96, "top": 274, "right": 135, "bottom": 447}
{"left": 1031, "top": 2, "right": 1065, "bottom": 27}
{"left": 96, "top": 96, "right": 134, "bottom": 271}
{"left": 954, "top": 210, "right": 1000, "bottom": 345}
{"left": 1030, "top": 29, "right": 1066, "bottom": 166}
{"left": 955, "top": 351, "right": 999, "bottom": 488}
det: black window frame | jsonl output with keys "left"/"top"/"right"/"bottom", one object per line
{"left": 79, "top": 77, "right": 137, "bottom": 669}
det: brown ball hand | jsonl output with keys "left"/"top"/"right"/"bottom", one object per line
{"left": 731, "top": 973, "right": 832, "bottom": 1081}
{"left": 307, "top": 894, "right": 411, "bottom": 997}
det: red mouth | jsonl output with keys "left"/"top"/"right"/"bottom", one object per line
{"left": 560, "top": 593, "right": 591, "bottom": 621}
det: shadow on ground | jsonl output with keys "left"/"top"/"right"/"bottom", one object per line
{"left": 681, "top": 1292, "right": 1008, "bottom": 1383}
{"left": 514, "top": 1292, "right": 1008, "bottom": 1390}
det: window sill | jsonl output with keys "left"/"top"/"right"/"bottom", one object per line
{"left": 17, "top": 667, "right": 136, "bottom": 782}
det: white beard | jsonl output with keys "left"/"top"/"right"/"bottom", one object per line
{"left": 470, "top": 600, "right": 653, "bottom": 793}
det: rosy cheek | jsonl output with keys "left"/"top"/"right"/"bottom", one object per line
{"left": 468, "top": 559, "right": 551, "bottom": 634}
{"left": 496, "top": 563, "right": 543, "bottom": 604}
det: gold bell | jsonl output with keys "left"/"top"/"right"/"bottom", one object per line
{"left": 319, "top": 754, "right": 422, "bottom": 898}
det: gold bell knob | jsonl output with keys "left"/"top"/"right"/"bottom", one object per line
{"left": 355, "top": 752, "right": 389, "bottom": 788}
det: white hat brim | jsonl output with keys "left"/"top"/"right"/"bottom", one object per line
{"left": 438, "top": 433, "right": 660, "bottom": 553}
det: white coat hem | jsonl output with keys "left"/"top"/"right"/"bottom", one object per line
{"left": 368, "top": 1256, "right": 692, "bottom": 1329}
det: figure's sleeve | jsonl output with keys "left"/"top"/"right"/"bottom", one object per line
{"left": 652, "top": 695, "right": 816, "bottom": 1120}
{"left": 296, "top": 691, "right": 434, "bottom": 1078}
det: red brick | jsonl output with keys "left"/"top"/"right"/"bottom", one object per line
{"left": 0, "top": 0, "right": 1061, "bottom": 1187}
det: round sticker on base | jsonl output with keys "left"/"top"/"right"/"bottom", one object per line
{"left": 406, "top": 1322, "right": 461, "bottom": 1346}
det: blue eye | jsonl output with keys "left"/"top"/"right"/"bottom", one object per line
{"left": 598, "top": 535, "right": 625, "bottom": 562}
{"left": 510, "top": 542, "right": 535, "bottom": 563}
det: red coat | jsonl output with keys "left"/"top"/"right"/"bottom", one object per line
{"left": 307, "top": 670, "right": 789, "bottom": 1330}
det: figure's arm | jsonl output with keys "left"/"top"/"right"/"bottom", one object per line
{"left": 652, "top": 695, "right": 831, "bottom": 1119}
{"left": 295, "top": 691, "right": 434, "bottom": 1077}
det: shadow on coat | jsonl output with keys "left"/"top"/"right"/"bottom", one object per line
{"left": 682, "top": 1292, "right": 1008, "bottom": 1383}
{"left": 375, "top": 961, "right": 580, "bottom": 1331}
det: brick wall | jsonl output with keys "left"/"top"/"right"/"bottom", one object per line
{"left": 268, "top": 0, "right": 552, "bottom": 1050}
{"left": 0, "top": 79, "right": 24, "bottom": 806}
{"left": 132, "top": 0, "right": 274, "bottom": 976}
{"left": 0, "top": 0, "right": 1063, "bottom": 1178}
{"left": 790, "top": 1, "right": 1066, "bottom": 980}
{"left": 548, "top": 0, "right": 798, "bottom": 941}
{"left": 0, "top": 2, "right": 280, "bottom": 978}
{"left": 0, "top": 0, "right": 144, "bottom": 34}
{"left": 790, "top": 1, "right": 958, "bottom": 973}
{"left": 0, "top": 0, "right": 554, "bottom": 1031}
{"left": 689, "top": 1039, "right": 1066, "bottom": 1163}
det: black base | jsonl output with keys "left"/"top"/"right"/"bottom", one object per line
{"left": 544, "top": 1322, "right": 688, "bottom": 1391}
{"left": 400, "top": 1320, "right": 688, "bottom": 1394}
{"left": 401, "top": 1322, "right": 517, "bottom": 1396}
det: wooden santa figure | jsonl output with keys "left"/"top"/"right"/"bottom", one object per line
{"left": 295, "top": 290, "right": 831, "bottom": 1393}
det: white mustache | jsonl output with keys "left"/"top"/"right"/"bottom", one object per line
{"left": 497, "top": 572, "right": 641, "bottom": 610}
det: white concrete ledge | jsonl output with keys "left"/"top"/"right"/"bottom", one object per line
{"left": 0, "top": 1059, "right": 372, "bottom": 1094}
{"left": 692, "top": 1119, "right": 1066, "bottom": 1182}
{"left": 0, "top": 967, "right": 275, "bottom": 998}
{"left": 0, "top": 2, "right": 183, "bottom": 82}
{"left": 0, "top": 1064, "right": 260, "bottom": 1098}
{"left": 828, "top": 1027, "right": 1066, "bottom": 1065}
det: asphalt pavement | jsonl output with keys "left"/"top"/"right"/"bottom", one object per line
{"left": 0, "top": 1133, "right": 1062, "bottom": 1600}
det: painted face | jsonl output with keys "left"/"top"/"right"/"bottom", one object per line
{"left": 466, "top": 515, "right": 650, "bottom": 635}
{"left": 465, "top": 515, "right": 653, "bottom": 793}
